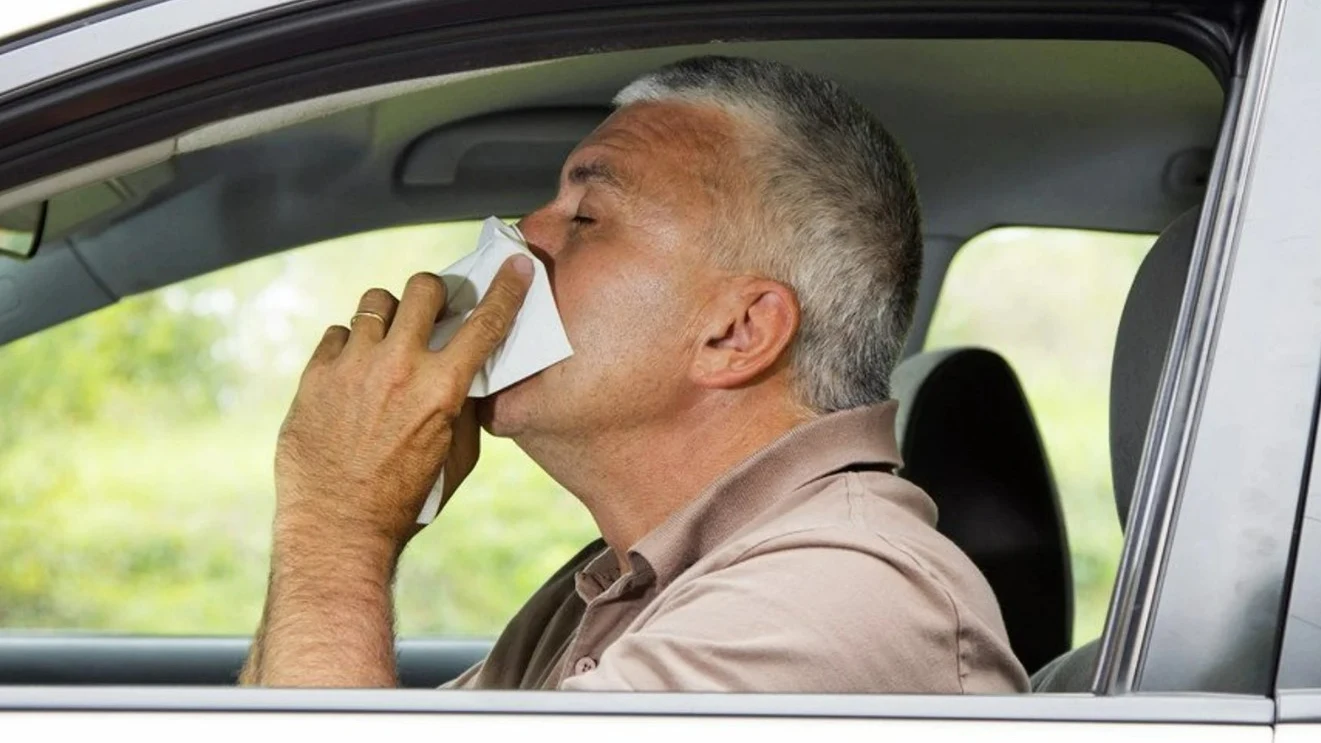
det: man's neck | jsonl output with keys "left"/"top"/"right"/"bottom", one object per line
{"left": 518, "top": 396, "right": 812, "bottom": 565}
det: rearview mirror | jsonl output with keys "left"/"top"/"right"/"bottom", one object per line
{"left": 0, "top": 201, "right": 47, "bottom": 260}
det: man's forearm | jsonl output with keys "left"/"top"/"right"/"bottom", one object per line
{"left": 238, "top": 639, "right": 263, "bottom": 685}
{"left": 244, "top": 531, "right": 401, "bottom": 688}
{"left": 237, "top": 591, "right": 270, "bottom": 685}
{"left": 241, "top": 258, "right": 528, "bottom": 687}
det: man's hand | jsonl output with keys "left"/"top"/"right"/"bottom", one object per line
{"left": 241, "top": 254, "right": 534, "bottom": 688}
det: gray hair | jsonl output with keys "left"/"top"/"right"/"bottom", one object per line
{"left": 614, "top": 56, "right": 922, "bottom": 413}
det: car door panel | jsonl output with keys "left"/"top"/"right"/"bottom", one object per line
{"left": 0, "top": 714, "right": 1282, "bottom": 742}
{"left": 0, "top": 690, "right": 1280, "bottom": 740}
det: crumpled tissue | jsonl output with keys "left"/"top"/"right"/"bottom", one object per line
{"left": 416, "top": 216, "right": 572, "bottom": 524}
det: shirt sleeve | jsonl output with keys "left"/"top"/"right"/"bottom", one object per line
{"left": 558, "top": 539, "right": 1021, "bottom": 693}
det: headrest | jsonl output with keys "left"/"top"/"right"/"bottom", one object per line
{"left": 892, "top": 346, "right": 1072, "bottom": 673}
{"left": 1110, "top": 208, "right": 1199, "bottom": 527}
{"left": 893, "top": 347, "right": 1040, "bottom": 458}
{"left": 893, "top": 347, "right": 965, "bottom": 447}
{"left": 891, "top": 347, "right": 1060, "bottom": 555}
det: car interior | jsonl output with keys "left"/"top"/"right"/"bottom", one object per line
{"left": 0, "top": 35, "right": 1223, "bottom": 689}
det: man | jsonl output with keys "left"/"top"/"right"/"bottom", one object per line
{"left": 240, "top": 56, "right": 1029, "bottom": 693}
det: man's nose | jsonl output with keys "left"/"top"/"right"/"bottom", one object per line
{"left": 515, "top": 211, "right": 556, "bottom": 259}
{"left": 514, "top": 216, "right": 533, "bottom": 244}
{"left": 514, "top": 213, "right": 556, "bottom": 274}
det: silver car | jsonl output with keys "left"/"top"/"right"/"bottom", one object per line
{"left": 0, "top": 0, "right": 1317, "bottom": 739}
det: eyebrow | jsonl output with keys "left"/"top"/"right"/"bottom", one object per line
{"left": 567, "top": 160, "right": 626, "bottom": 192}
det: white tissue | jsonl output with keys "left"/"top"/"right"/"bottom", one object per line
{"left": 416, "top": 216, "right": 573, "bottom": 525}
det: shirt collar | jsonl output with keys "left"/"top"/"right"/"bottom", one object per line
{"left": 613, "top": 400, "right": 904, "bottom": 592}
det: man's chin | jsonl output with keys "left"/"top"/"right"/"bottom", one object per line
{"left": 475, "top": 396, "right": 508, "bottom": 436}
{"left": 476, "top": 382, "right": 530, "bottom": 438}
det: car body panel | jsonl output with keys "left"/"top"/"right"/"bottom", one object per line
{"left": 1277, "top": 726, "right": 1321, "bottom": 743}
{"left": 0, "top": 0, "right": 126, "bottom": 44}
{"left": 0, "top": 710, "right": 1279, "bottom": 743}
{"left": 1278, "top": 421, "right": 1321, "bottom": 690}
{"left": 1125, "top": 0, "right": 1321, "bottom": 694}
{"left": 0, "top": 687, "right": 1279, "bottom": 722}
{"left": 0, "top": 0, "right": 295, "bottom": 97}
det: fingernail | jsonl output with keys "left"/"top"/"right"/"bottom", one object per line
{"left": 511, "top": 254, "right": 534, "bottom": 277}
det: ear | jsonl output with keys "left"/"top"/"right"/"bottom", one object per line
{"left": 691, "top": 278, "right": 800, "bottom": 390}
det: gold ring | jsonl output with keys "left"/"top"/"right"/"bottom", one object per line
{"left": 350, "top": 310, "right": 387, "bottom": 328}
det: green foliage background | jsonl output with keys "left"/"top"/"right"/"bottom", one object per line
{"left": 0, "top": 220, "right": 1150, "bottom": 646}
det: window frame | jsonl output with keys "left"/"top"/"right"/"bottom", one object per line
{"left": 0, "top": 0, "right": 1240, "bottom": 195}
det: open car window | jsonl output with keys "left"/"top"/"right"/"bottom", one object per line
{"left": 0, "top": 220, "right": 596, "bottom": 637}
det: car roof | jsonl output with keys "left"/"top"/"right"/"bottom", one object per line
{"left": 0, "top": 0, "right": 1254, "bottom": 61}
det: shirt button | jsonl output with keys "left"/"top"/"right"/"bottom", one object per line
{"left": 573, "top": 656, "right": 597, "bottom": 674}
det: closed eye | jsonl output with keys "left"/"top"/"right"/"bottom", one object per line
{"left": 572, "top": 215, "right": 595, "bottom": 225}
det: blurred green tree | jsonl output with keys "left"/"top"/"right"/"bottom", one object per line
{"left": 0, "top": 291, "right": 234, "bottom": 624}
{"left": 0, "top": 292, "right": 232, "bottom": 445}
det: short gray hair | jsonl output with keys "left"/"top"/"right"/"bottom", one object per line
{"left": 614, "top": 56, "right": 922, "bottom": 413}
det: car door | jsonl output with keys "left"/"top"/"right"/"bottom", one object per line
{"left": 1272, "top": 0, "right": 1321, "bottom": 696}
{"left": 0, "top": 0, "right": 1308, "bottom": 738}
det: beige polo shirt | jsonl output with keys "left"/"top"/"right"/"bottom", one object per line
{"left": 443, "top": 402, "right": 1029, "bottom": 693}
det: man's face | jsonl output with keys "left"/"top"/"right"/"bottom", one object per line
{"left": 478, "top": 101, "right": 740, "bottom": 442}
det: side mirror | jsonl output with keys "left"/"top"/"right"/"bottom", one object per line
{"left": 0, "top": 201, "right": 47, "bottom": 260}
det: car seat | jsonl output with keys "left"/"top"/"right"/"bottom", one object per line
{"left": 892, "top": 347, "right": 1072, "bottom": 674}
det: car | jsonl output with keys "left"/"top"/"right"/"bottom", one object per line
{"left": 0, "top": 0, "right": 1318, "bottom": 738}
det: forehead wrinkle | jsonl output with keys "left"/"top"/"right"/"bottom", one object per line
{"left": 613, "top": 104, "right": 745, "bottom": 199}
{"left": 621, "top": 103, "right": 726, "bottom": 165}
{"left": 632, "top": 102, "right": 758, "bottom": 222}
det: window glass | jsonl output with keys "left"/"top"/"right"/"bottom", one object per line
{"left": 924, "top": 226, "right": 1155, "bottom": 645}
{"left": 0, "top": 220, "right": 597, "bottom": 636}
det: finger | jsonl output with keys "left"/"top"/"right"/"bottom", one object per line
{"left": 310, "top": 324, "right": 350, "bottom": 365}
{"left": 346, "top": 287, "right": 399, "bottom": 347}
{"left": 434, "top": 255, "right": 533, "bottom": 383}
{"left": 392, "top": 272, "right": 449, "bottom": 348}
